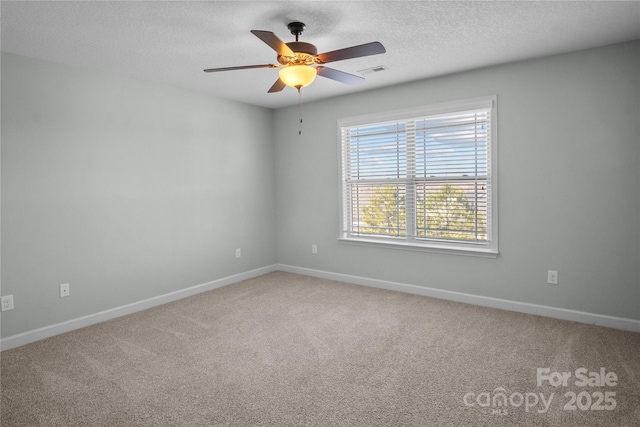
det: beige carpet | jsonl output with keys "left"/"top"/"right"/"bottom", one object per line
{"left": 1, "top": 271, "right": 639, "bottom": 426}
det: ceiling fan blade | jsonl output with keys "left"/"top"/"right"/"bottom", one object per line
{"left": 316, "top": 66, "right": 365, "bottom": 86}
{"left": 250, "top": 30, "right": 295, "bottom": 57}
{"left": 268, "top": 78, "right": 286, "bottom": 93}
{"left": 204, "top": 64, "right": 277, "bottom": 73}
{"left": 317, "top": 41, "right": 386, "bottom": 64}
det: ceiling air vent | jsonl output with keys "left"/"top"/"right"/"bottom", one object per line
{"left": 358, "top": 65, "right": 388, "bottom": 75}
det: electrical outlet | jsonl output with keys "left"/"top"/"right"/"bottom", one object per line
{"left": 547, "top": 270, "right": 558, "bottom": 285}
{"left": 60, "top": 283, "right": 70, "bottom": 298}
{"left": 235, "top": 248, "right": 242, "bottom": 258}
{"left": 1, "top": 295, "right": 14, "bottom": 311}
{"left": 312, "top": 244, "right": 318, "bottom": 254}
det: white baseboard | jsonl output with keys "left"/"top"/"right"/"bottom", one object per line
{"left": 3, "top": 263, "right": 637, "bottom": 351}
{"left": 277, "top": 264, "right": 640, "bottom": 334}
{"left": 0, "top": 265, "right": 278, "bottom": 351}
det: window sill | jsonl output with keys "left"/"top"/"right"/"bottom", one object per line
{"left": 338, "top": 237, "right": 499, "bottom": 258}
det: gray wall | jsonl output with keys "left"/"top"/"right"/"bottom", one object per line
{"left": 2, "top": 41, "right": 639, "bottom": 340}
{"left": 1, "top": 52, "right": 276, "bottom": 338}
{"left": 274, "top": 41, "right": 640, "bottom": 321}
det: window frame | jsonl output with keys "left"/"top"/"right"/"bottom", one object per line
{"left": 337, "top": 96, "right": 498, "bottom": 258}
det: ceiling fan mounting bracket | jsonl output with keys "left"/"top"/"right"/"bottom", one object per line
{"left": 287, "top": 22, "right": 306, "bottom": 40}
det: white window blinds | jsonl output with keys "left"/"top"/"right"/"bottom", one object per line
{"left": 339, "top": 97, "right": 497, "bottom": 256}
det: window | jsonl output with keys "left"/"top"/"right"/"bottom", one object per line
{"left": 339, "top": 96, "right": 498, "bottom": 257}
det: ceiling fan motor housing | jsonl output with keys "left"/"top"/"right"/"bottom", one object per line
{"left": 278, "top": 42, "right": 319, "bottom": 65}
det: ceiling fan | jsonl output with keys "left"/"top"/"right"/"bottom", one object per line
{"left": 204, "top": 22, "right": 386, "bottom": 93}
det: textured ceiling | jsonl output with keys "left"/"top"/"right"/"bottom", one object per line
{"left": 2, "top": 1, "right": 639, "bottom": 109}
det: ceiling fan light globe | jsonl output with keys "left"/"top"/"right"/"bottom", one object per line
{"left": 279, "top": 65, "right": 317, "bottom": 89}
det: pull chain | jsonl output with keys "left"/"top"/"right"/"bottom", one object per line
{"left": 298, "top": 88, "right": 303, "bottom": 136}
